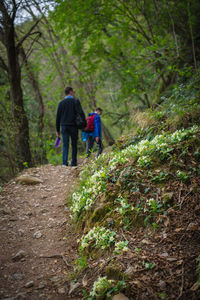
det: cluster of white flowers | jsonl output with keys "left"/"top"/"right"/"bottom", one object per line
{"left": 71, "top": 168, "right": 109, "bottom": 217}
{"left": 115, "top": 196, "right": 130, "bottom": 215}
{"left": 89, "top": 276, "right": 114, "bottom": 298}
{"left": 189, "top": 125, "right": 199, "bottom": 133}
{"left": 80, "top": 226, "right": 116, "bottom": 250}
{"left": 71, "top": 187, "right": 92, "bottom": 216}
{"left": 71, "top": 125, "right": 199, "bottom": 218}
{"left": 114, "top": 241, "right": 129, "bottom": 255}
{"left": 134, "top": 139, "right": 150, "bottom": 155}
{"left": 146, "top": 198, "right": 155, "bottom": 206}
{"left": 108, "top": 125, "right": 199, "bottom": 171}
{"left": 170, "top": 125, "right": 199, "bottom": 143}
{"left": 79, "top": 225, "right": 129, "bottom": 257}
{"left": 138, "top": 155, "right": 152, "bottom": 167}
{"left": 151, "top": 134, "right": 167, "bottom": 145}
{"left": 109, "top": 152, "right": 127, "bottom": 170}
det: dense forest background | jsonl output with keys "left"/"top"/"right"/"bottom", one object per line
{"left": 0, "top": 0, "right": 200, "bottom": 183}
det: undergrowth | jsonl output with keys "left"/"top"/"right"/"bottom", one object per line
{"left": 67, "top": 83, "right": 200, "bottom": 298}
{"left": 71, "top": 125, "right": 200, "bottom": 222}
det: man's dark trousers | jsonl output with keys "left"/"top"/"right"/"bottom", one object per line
{"left": 86, "top": 136, "right": 103, "bottom": 158}
{"left": 61, "top": 125, "right": 78, "bottom": 166}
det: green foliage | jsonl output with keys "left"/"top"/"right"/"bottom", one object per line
{"left": 69, "top": 123, "right": 200, "bottom": 274}
{"left": 0, "top": 89, "right": 18, "bottom": 182}
{"left": 158, "top": 292, "right": 167, "bottom": 299}
{"left": 150, "top": 170, "right": 169, "bottom": 183}
{"left": 143, "top": 261, "right": 155, "bottom": 270}
{"left": 45, "top": 138, "right": 62, "bottom": 165}
{"left": 114, "top": 241, "right": 129, "bottom": 256}
{"left": 176, "top": 170, "right": 189, "bottom": 183}
{"left": 71, "top": 125, "right": 200, "bottom": 223}
{"left": 71, "top": 167, "right": 110, "bottom": 218}
{"left": 23, "top": 162, "right": 29, "bottom": 168}
{"left": 87, "top": 276, "right": 126, "bottom": 300}
{"left": 1, "top": 0, "right": 200, "bottom": 184}
{"left": 138, "top": 156, "right": 152, "bottom": 168}
{"left": 146, "top": 198, "right": 164, "bottom": 215}
{"left": 79, "top": 226, "right": 116, "bottom": 251}
{"left": 134, "top": 247, "right": 142, "bottom": 254}
{"left": 75, "top": 255, "right": 88, "bottom": 272}
{"left": 115, "top": 196, "right": 131, "bottom": 216}
{"left": 53, "top": 0, "right": 200, "bottom": 116}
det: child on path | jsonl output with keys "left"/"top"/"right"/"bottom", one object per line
{"left": 82, "top": 108, "right": 103, "bottom": 158}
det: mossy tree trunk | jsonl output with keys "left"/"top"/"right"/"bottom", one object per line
{"left": 0, "top": 1, "right": 32, "bottom": 169}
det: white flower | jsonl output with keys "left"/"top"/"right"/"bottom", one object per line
{"left": 147, "top": 198, "right": 155, "bottom": 206}
{"left": 70, "top": 125, "right": 200, "bottom": 219}
{"left": 80, "top": 226, "right": 116, "bottom": 250}
{"left": 114, "top": 240, "right": 129, "bottom": 255}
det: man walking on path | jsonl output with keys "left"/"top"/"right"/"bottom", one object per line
{"left": 56, "top": 87, "right": 86, "bottom": 166}
{"left": 82, "top": 108, "right": 103, "bottom": 158}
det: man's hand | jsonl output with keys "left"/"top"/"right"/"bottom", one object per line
{"left": 95, "top": 137, "right": 100, "bottom": 143}
{"left": 57, "top": 132, "right": 60, "bottom": 137}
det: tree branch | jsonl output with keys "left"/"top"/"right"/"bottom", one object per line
{"left": 11, "top": 0, "right": 18, "bottom": 21}
{"left": 167, "top": 8, "right": 179, "bottom": 57}
{"left": 0, "top": 1, "right": 9, "bottom": 20}
{"left": 16, "top": 18, "right": 41, "bottom": 49}
{"left": 111, "top": 112, "right": 130, "bottom": 126}
{"left": 19, "top": 32, "right": 41, "bottom": 65}
{"left": 115, "top": 0, "right": 152, "bottom": 45}
{"left": 139, "top": 0, "right": 155, "bottom": 40}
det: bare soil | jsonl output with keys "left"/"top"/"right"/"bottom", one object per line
{"left": 0, "top": 164, "right": 81, "bottom": 300}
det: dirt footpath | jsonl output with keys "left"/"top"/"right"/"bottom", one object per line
{"left": 0, "top": 165, "right": 81, "bottom": 300}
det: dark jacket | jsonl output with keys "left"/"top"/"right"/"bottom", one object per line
{"left": 56, "top": 96, "right": 85, "bottom": 132}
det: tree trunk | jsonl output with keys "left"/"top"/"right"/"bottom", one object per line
{"left": 5, "top": 22, "right": 32, "bottom": 168}
{"left": 20, "top": 47, "right": 44, "bottom": 132}
{"left": 20, "top": 47, "right": 47, "bottom": 163}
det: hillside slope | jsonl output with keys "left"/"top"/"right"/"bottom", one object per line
{"left": 68, "top": 125, "right": 200, "bottom": 299}
{"left": 1, "top": 83, "right": 200, "bottom": 299}
{"left": 0, "top": 125, "right": 199, "bottom": 300}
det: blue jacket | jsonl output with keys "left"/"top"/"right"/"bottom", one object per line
{"left": 82, "top": 113, "right": 102, "bottom": 141}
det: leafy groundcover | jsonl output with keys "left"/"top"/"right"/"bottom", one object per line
{"left": 68, "top": 125, "right": 200, "bottom": 299}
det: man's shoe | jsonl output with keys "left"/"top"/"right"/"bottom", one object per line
{"left": 71, "top": 160, "right": 77, "bottom": 166}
